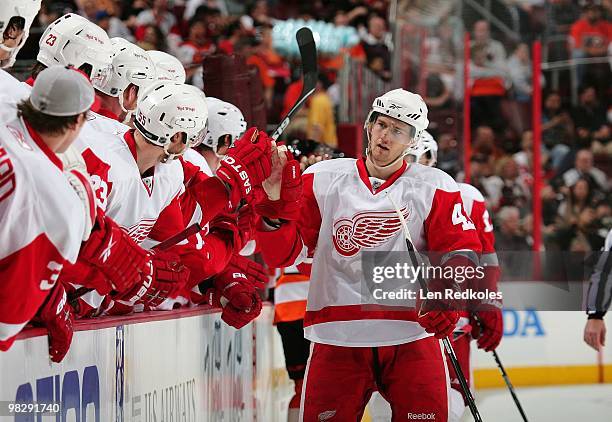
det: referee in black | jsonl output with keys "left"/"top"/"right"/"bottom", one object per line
{"left": 584, "top": 229, "right": 612, "bottom": 350}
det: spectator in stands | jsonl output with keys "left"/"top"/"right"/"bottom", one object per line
{"left": 218, "top": 20, "right": 244, "bottom": 55}
{"left": 470, "top": 43, "right": 509, "bottom": 130}
{"left": 508, "top": 43, "right": 534, "bottom": 103}
{"left": 241, "top": 0, "right": 274, "bottom": 30}
{"left": 547, "top": 0, "right": 581, "bottom": 35}
{"left": 513, "top": 130, "right": 534, "bottom": 172}
{"left": 471, "top": 20, "right": 508, "bottom": 70}
{"left": 569, "top": 1, "right": 612, "bottom": 87}
{"left": 562, "top": 148, "right": 609, "bottom": 192}
{"left": 94, "top": 10, "right": 134, "bottom": 42}
{"left": 572, "top": 85, "right": 610, "bottom": 148}
{"left": 495, "top": 206, "right": 532, "bottom": 277}
{"left": 360, "top": 13, "right": 392, "bottom": 81}
{"left": 307, "top": 74, "right": 338, "bottom": 148}
{"left": 234, "top": 35, "right": 275, "bottom": 106}
{"left": 178, "top": 18, "right": 217, "bottom": 89}
{"left": 493, "top": 156, "right": 531, "bottom": 211}
{"left": 136, "top": 0, "right": 177, "bottom": 37}
{"left": 137, "top": 24, "right": 167, "bottom": 52}
{"left": 542, "top": 90, "right": 574, "bottom": 167}
{"left": 570, "top": 1, "right": 611, "bottom": 57}
{"left": 558, "top": 177, "right": 595, "bottom": 227}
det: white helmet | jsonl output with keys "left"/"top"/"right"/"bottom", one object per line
{"left": 37, "top": 13, "right": 113, "bottom": 88}
{"left": 364, "top": 88, "right": 429, "bottom": 169}
{"left": 134, "top": 82, "right": 208, "bottom": 161}
{"left": 409, "top": 130, "right": 438, "bottom": 166}
{"left": 95, "top": 38, "right": 155, "bottom": 114}
{"left": 201, "top": 97, "right": 247, "bottom": 154}
{"left": 148, "top": 50, "right": 186, "bottom": 83}
{"left": 365, "top": 88, "right": 429, "bottom": 145}
{"left": 0, "top": 0, "right": 41, "bottom": 68}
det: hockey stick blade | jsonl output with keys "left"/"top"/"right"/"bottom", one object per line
{"left": 271, "top": 27, "right": 318, "bottom": 141}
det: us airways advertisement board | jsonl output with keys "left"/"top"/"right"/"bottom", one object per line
{"left": 0, "top": 309, "right": 257, "bottom": 421}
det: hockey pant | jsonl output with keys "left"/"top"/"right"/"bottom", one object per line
{"left": 300, "top": 336, "right": 450, "bottom": 422}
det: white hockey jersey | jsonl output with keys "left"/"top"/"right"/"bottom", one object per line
{"left": 260, "top": 158, "right": 482, "bottom": 347}
{"left": 86, "top": 128, "right": 185, "bottom": 246}
{"left": 0, "top": 116, "right": 87, "bottom": 345}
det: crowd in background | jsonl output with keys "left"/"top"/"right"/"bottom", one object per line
{"left": 18, "top": 0, "right": 611, "bottom": 259}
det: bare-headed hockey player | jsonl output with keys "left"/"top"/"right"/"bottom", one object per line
{"left": 257, "top": 88, "right": 482, "bottom": 421}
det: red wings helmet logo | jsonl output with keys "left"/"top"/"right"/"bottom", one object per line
{"left": 332, "top": 207, "right": 410, "bottom": 257}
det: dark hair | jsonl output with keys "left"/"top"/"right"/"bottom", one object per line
{"left": 17, "top": 99, "right": 83, "bottom": 136}
{"left": 31, "top": 62, "right": 92, "bottom": 80}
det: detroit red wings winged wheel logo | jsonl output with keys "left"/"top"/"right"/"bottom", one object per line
{"left": 332, "top": 207, "right": 410, "bottom": 256}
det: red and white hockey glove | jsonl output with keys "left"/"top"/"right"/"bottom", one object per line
{"left": 35, "top": 283, "right": 75, "bottom": 363}
{"left": 216, "top": 127, "right": 273, "bottom": 206}
{"left": 226, "top": 254, "right": 268, "bottom": 291}
{"left": 255, "top": 159, "right": 302, "bottom": 221}
{"left": 79, "top": 213, "right": 149, "bottom": 292}
{"left": 113, "top": 251, "right": 190, "bottom": 308}
{"left": 205, "top": 268, "right": 263, "bottom": 329}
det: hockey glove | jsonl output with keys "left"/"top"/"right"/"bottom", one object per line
{"left": 255, "top": 159, "right": 302, "bottom": 221}
{"left": 216, "top": 127, "right": 273, "bottom": 206}
{"left": 471, "top": 309, "right": 503, "bottom": 351}
{"left": 79, "top": 213, "right": 149, "bottom": 292}
{"left": 35, "top": 283, "right": 74, "bottom": 363}
{"left": 226, "top": 254, "right": 268, "bottom": 291}
{"left": 113, "top": 250, "right": 190, "bottom": 308}
{"left": 416, "top": 275, "right": 461, "bottom": 339}
{"left": 205, "top": 268, "right": 263, "bottom": 329}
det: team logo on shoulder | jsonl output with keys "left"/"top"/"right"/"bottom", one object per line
{"left": 332, "top": 207, "right": 410, "bottom": 257}
{"left": 6, "top": 125, "right": 32, "bottom": 150}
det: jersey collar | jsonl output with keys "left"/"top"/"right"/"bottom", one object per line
{"left": 23, "top": 118, "right": 63, "bottom": 170}
{"left": 123, "top": 129, "right": 138, "bottom": 161}
{"left": 356, "top": 157, "right": 407, "bottom": 195}
{"left": 96, "top": 107, "right": 120, "bottom": 121}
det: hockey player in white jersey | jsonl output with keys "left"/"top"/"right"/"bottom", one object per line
{"left": 0, "top": 0, "right": 41, "bottom": 117}
{"left": 91, "top": 37, "right": 156, "bottom": 127}
{"left": 0, "top": 66, "right": 158, "bottom": 362}
{"left": 411, "top": 131, "right": 502, "bottom": 422}
{"left": 257, "top": 88, "right": 482, "bottom": 421}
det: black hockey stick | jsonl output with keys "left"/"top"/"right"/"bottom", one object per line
{"left": 492, "top": 349, "right": 529, "bottom": 422}
{"left": 472, "top": 316, "right": 529, "bottom": 422}
{"left": 271, "top": 27, "right": 318, "bottom": 141}
{"left": 386, "top": 192, "right": 484, "bottom": 422}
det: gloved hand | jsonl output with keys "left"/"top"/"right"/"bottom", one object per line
{"left": 255, "top": 158, "right": 302, "bottom": 221}
{"left": 226, "top": 254, "right": 268, "bottom": 290}
{"left": 471, "top": 308, "right": 503, "bottom": 351}
{"left": 35, "top": 283, "right": 75, "bottom": 363}
{"left": 113, "top": 250, "right": 190, "bottom": 308}
{"left": 216, "top": 127, "right": 273, "bottom": 206}
{"left": 205, "top": 268, "right": 263, "bottom": 329}
{"left": 416, "top": 277, "right": 461, "bottom": 339}
{"left": 79, "top": 213, "right": 149, "bottom": 292}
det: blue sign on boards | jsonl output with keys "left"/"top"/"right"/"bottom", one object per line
{"left": 503, "top": 309, "right": 545, "bottom": 337}
{"left": 14, "top": 365, "right": 100, "bottom": 422}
